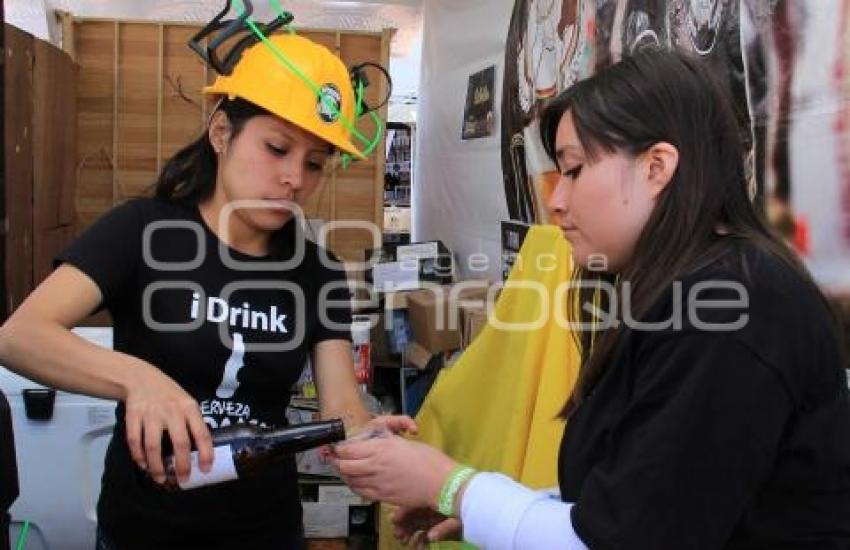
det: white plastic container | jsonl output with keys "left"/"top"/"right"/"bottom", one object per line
{"left": 1, "top": 327, "right": 116, "bottom": 550}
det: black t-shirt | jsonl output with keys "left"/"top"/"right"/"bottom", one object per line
{"left": 559, "top": 243, "right": 850, "bottom": 549}
{"left": 57, "top": 198, "right": 352, "bottom": 549}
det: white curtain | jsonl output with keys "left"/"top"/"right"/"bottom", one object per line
{"left": 413, "top": 0, "right": 515, "bottom": 281}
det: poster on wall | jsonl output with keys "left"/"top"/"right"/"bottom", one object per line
{"left": 500, "top": 0, "right": 595, "bottom": 223}
{"left": 499, "top": 0, "right": 748, "bottom": 225}
{"left": 462, "top": 65, "right": 497, "bottom": 140}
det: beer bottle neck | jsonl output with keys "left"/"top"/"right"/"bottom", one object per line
{"left": 261, "top": 418, "right": 346, "bottom": 447}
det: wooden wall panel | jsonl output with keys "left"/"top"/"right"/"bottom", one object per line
{"left": 333, "top": 30, "right": 391, "bottom": 259}
{"left": 117, "top": 24, "right": 159, "bottom": 200}
{"left": 340, "top": 33, "right": 383, "bottom": 123}
{"left": 4, "top": 25, "right": 34, "bottom": 314}
{"left": 4, "top": 25, "right": 80, "bottom": 313}
{"left": 73, "top": 20, "right": 390, "bottom": 261}
{"left": 162, "top": 26, "right": 207, "bottom": 163}
{"left": 33, "top": 39, "right": 77, "bottom": 286}
{"left": 75, "top": 21, "right": 115, "bottom": 232}
{"left": 33, "top": 41, "right": 77, "bottom": 230}
{"left": 307, "top": 31, "right": 338, "bottom": 52}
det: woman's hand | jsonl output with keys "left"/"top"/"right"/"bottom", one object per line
{"left": 354, "top": 414, "right": 418, "bottom": 437}
{"left": 391, "top": 506, "right": 462, "bottom": 547}
{"left": 318, "top": 414, "right": 418, "bottom": 462}
{"left": 332, "top": 435, "right": 456, "bottom": 509}
{"left": 123, "top": 366, "right": 213, "bottom": 484}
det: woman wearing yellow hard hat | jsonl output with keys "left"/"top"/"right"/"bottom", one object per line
{"left": 0, "top": 3, "right": 412, "bottom": 548}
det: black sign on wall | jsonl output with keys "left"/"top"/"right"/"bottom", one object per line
{"left": 462, "top": 65, "right": 496, "bottom": 140}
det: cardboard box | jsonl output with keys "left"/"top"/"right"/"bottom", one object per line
{"left": 405, "top": 341, "right": 435, "bottom": 370}
{"left": 406, "top": 286, "right": 456, "bottom": 353}
{"left": 461, "top": 303, "right": 489, "bottom": 349}
{"left": 406, "top": 281, "right": 492, "bottom": 353}
{"left": 382, "top": 290, "right": 410, "bottom": 310}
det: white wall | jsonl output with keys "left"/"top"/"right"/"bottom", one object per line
{"left": 5, "top": 0, "right": 55, "bottom": 43}
{"left": 414, "top": 0, "right": 513, "bottom": 281}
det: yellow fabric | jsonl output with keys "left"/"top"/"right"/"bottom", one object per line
{"left": 204, "top": 34, "right": 365, "bottom": 159}
{"left": 379, "top": 225, "right": 581, "bottom": 549}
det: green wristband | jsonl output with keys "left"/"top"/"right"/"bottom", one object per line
{"left": 437, "top": 465, "right": 477, "bottom": 517}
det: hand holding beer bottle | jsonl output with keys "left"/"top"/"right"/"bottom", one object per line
{"left": 163, "top": 419, "right": 346, "bottom": 490}
{"left": 163, "top": 414, "right": 417, "bottom": 490}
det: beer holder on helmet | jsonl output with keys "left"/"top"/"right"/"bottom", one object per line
{"left": 190, "top": 0, "right": 392, "bottom": 166}
{"left": 350, "top": 61, "right": 393, "bottom": 116}
{"left": 241, "top": 0, "right": 392, "bottom": 165}
{"left": 188, "top": 0, "right": 294, "bottom": 77}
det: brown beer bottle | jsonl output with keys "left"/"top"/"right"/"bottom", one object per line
{"left": 163, "top": 418, "right": 345, "bottom": 490}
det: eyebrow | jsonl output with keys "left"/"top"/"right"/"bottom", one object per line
{"left": 268, "top": 125, "right": 332, "bottom": 156}
{"left": 555, "top": 144, "right": 582, "bottom": 165}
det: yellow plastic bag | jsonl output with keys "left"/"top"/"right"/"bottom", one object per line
{"left": 379, "top": 225, "right": 581, "bottom": 549}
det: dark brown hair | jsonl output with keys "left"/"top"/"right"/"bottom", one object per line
{"left": 152, "top": 97, "right": 269, "bottom": 204}
{"left": 540, "top": 49, "right": 819, "bottom": 418}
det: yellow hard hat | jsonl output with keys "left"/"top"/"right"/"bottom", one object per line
{"left": 203, "top": 33, "right": 365, "bottom": 160}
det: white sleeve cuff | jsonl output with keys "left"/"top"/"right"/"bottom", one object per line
{"left": 460, "top": 473, "right": 587, "bottom": 550}
{"left": 514, "top": 497, "right": 587, "bottom": 549}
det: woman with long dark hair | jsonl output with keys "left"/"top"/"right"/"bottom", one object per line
{"left": 333, "top": 50, "right": 850, "bottom": 549}
{"left": 0, "top": 31, "right": 413, "bottom": 549}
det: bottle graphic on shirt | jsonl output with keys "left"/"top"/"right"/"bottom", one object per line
{"left": 215, "top": 332, "right": 245, "bottom": 399}
{"left": 163, "top": 419, "right": 347, "bottom": 490}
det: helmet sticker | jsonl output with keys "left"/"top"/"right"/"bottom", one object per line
{"left": 317, "top": 84, "right": 342, "bottom": 123}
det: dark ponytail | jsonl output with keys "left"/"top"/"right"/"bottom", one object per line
{"left": 152, "top": 97, "right": 271, "bottom": 203}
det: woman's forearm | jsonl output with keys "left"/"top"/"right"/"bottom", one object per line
{"left": 0, "top": 318, "right": 153, "bottom": 401}
{"left": 320, "top": 388, "right": 371, "bottom": 428}
{"left": 459, "top": 473, "right": 587, "bottom": 550}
